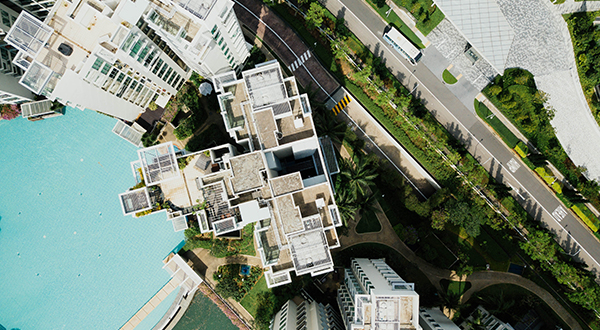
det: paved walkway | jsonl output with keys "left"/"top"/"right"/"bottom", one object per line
{"left": 338, "top": 187, "right": 581, "bottom": 328}
{"left": 233, "top": 0, "right": 339, "bottom": 103}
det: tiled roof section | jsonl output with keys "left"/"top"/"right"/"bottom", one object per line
{"left": 270, "top": 172, "right": 303, "bottom": 197}
{"left": 230, "top": 152, "right": 265, "bottom": 192}
{"left": 275, "top": 194, "right": 303, "bottom": 234}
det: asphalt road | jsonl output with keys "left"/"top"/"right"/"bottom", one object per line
{"left": 323, "top": 0, "right": 600, "bottom": 274}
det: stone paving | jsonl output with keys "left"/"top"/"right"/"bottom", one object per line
{"left": 426, "top": 19, "right": 496, "bottom": 91}
{"left": 500, "top": 0, "right": 600, "bottom": 181}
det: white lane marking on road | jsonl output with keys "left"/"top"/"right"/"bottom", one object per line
{"left": 507, "top": 158, "right": 521, "bottom": 173}
{"left": 552, "top": 206, "right": 568, "bottom": 222}
{"left": 289, "top": 50, "right": 311, "bottom": 72}
{"left": 330, "top": 0, "right": 600, "bottom": 270}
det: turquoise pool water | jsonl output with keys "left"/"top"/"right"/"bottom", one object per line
{"left": 0, "top": 109, "right": 184, "bottom": 330}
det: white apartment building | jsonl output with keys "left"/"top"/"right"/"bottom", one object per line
{"left": 419, "top": 308, "right": 460, "bottom": 330}
{"left": 271, "top": 298, "right": 344, "bottom": 330}
{"left": 338, "top": 258, "right": 422, "bottom": 330}
{"left": 4, "top": 0, "right": 249, "bottom": 121}
{"left": 142, "top": 0, "right": 249, "bottom": 77}
{"left": 119, "top": 62, "right": 343, "bottom": 288}
{"left": 0, "top": 1, "right": 34, "bottom": 104}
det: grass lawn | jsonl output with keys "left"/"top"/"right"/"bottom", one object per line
{"left": 474, "top": 100, "right": 520, "bottom": 148}
{"left": 365, "top": 0, "right": 425, "bottom": 48}
{"left": 240, "top": 276, "right": 270, "bottom": 317}
{"left": 440, "top": 279, "right": 471, "bottom": 297}
{"left": 442, "top": 69, "right": 457, "bottom": 84}
{"left": 230, "top": 223, "right": 256, "bottom": 256}
{"left": 356, "top": 210, "right": 382, "bottom": 233}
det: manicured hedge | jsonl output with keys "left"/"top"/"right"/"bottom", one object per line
{"left": 535, "top": 167, "right": 563, "bottom": 194}
{"left": 572, "top": 204, "right": 599, "bottom": 232}
{"left": 515, "top": 141, "right": 528, "bottom": 158}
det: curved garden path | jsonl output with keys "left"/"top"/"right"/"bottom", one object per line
{"left": 342, "top": 200, "right": 582, "bottom": 329}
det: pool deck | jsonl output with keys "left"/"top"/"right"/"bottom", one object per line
{"left": 119, "top": 277, "right": 181, "bottom": 330}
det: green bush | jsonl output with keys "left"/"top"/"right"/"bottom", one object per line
{"left": 514, "top": 141, "right": 528, "bottom": 158}
{"left": 442, "top": 69, "right": 457, "bottom": 84}
{"left": 535, "top": 167, "right": 562, "bottom": 194}
{"left": 572, "top": 204, "right": 599, "bottom": 232}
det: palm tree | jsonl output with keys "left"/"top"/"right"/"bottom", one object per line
{"left": 340, "top": 156, "right": 378, "bottom": 200}
{"left": 335, "top": 186, "right": 357, "bottom": 227}
{"left": 314, "top": 109, "right": 346, "bottom": 144}
{"left": 357, "top": 190, "right": 380, "bottom": 217}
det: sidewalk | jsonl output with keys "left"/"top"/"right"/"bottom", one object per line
{"left": 329, "top": 87, "right": 439, "bottom": 198}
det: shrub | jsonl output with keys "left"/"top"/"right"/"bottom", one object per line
{"left": 0, "top": 104, "right": 21, "bottom": 120}
{"left": 572, "top": 204, "right": 599, "bottom": 232}
{"left": 535, "top": 167, "right": 562, "bottom": 194}
{"left": 514, "top": 141, "right": 528, "bottom": 158}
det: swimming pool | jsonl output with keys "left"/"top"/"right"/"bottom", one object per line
{"left": 0, "top": 109, "right": 184, "bottom": 330}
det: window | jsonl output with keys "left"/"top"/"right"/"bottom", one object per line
{"left": 91, "top": 58, "right": 103, "bottom": 70}
{"left": 1, "top": 10, "right": 10, "bottom": 26}
{"left": 157, "top": 63, "right": 168, "bottom": 78}
{"left": 108, "top": 68, "right": 118, "bottom": 79}
{"left": 101, "top": 63, "right": 111, "bottom": 75}
{"left": 152, "top": 59, "right": 164, "bottom": 74}
{"left": 171, "top": 75, "right": 181, "bottom": 88}
{"left": 129, "top": 40, "right": 143, "bottom": 56}
{"left": 167, "top": 72, "right": 177, "bottom": 85}
{"left": 211, "top": 25, "right": 218, "bottom": 34}
{"left": 162, "top": 67, "right": 172, "bottom": 81}
{"left": 218, "top": 37, "right": 224, "bottom": 46}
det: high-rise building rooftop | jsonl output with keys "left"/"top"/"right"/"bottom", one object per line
{"left": 119, "top": 61, "right": 342, "bottom": 287}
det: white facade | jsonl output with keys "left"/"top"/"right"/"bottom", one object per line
{"left": 4, "top": 0, "right": 248, "bottom": 120}
{"left": 271, "top": 299, "right": 344, "bottom": 330}
{"left": 459, "top": 306, "right": 514, "bottom": 330}
{"left": 419, "top": 308, "right": 460, "bottom": 330}
{"left": 142, "top": 0, "right": 250, "bottom": 77}
{"left": 338, "top": 258, "right": 422, "bottom": 330}
{"left": 0, "top": 2, "right": 33, "bottom": 104}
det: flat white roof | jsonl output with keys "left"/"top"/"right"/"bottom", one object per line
{"left": 5, "top": 11, "right": 53, "bottom": 57}
{"left": 119, "top": 187, "right": 152, "bottom": 216}
{"left": 137, "top": 142, "right": 181, "bottom": 186}
{"left": 434, "top": 0, "right": 515, "bottom": 72}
